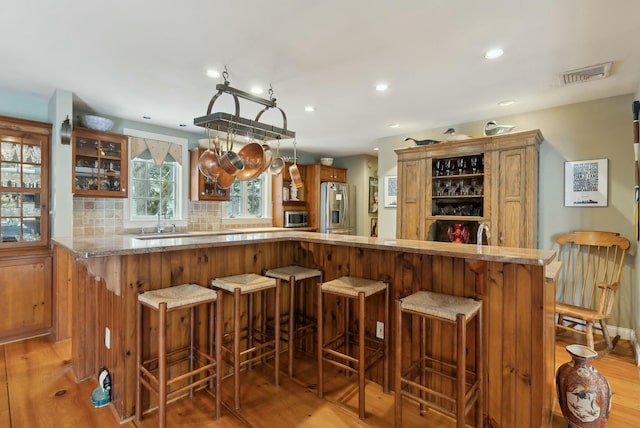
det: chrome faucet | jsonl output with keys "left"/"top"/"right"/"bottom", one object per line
{"left": 157, "top": 211, "right": 164, "bottom": 233}
{"left": 477, "top": 222, "right": 490, "bottom": 245}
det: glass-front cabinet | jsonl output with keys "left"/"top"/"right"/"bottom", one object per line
{"left": 431, "top": 153, "right": 484, "bottom": 218}
{"left": 72, "top": 128, "right": 128, "bottom": 197}
{"left": 0, "top": 118, "right": 50, "bottom": 247}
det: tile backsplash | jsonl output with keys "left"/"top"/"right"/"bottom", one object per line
{"left": 72, "top": 198, "right": 271, "bottom": 236}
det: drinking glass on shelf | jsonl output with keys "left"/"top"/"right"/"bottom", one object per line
{"left": 457, "top": 158, "right": 466, "bottom": 175}
{"left": 470, "top": 156, "right": 478, "bottom": 173}
{"left": 444, "top": 159, "right": 453, "bottom": 175}
{"left": 474, "top": 183, "right": 484, "bottom": 195}
{"left": 461, "top": 182, "right": 473, "bottom": 195}
{"left": 449, "top": 180, "right": 460, "bottom": 196}
{"left": 434, "top": 160, "right": 441, "bottom": 176}
{"left": 433, "top": 181, "right": 443, "bottom": 196}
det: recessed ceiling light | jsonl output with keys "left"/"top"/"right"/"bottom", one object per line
{"left": 251, "top": 86, "right": 263, "bottom": 94}
{"left": 179, "top": 123, "right": 187, "bottom": 127}
{"left": 375, "top": 83, "right": 389, "bottom": 92}
{"left": 498, "top": 99, "right": 516, "bottom": 107}
{"left": 484, "top": 48, "right": 504, "bottom": 59}
{"left": 388, "top": 123, "right": 400, "bottom": 129}
{"left": 142, "top": 116, "right": 151, "bottom": 120}
{"left": 304, "top": 106, "right": 316, "bottom": 112}
{"left": 373, "top": 147, "right": 379, "bottom": 151}
{"left": 206, "top": 69, "right": 220, "bottom": 79}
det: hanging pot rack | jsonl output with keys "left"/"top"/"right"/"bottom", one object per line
{"left": 193, "top": 70, "right": 296, "bottom": 141}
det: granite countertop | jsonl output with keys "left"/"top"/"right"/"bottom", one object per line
{"left": 52, "top": 228, "right": 556, "bottom": 266}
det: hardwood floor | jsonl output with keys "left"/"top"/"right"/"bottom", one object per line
{"left": 0, "top": 334, "right": 638, "bottom": 427}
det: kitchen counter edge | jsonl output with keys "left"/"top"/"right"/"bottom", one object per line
{"left": 52, "top": 231, "right": 555, "bottom": 266}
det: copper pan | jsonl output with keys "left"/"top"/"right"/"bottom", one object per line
{"left": 197, "top": 149, "right": 221, "bottom": 180}
{"left": 289, "top": 163, "right": 303, "bottom": 188}
{"left": 236, "top": 142, "right": 265, "bottom": 181}
{"left": 216, "top": 168, "right": 236, "bottom": 189}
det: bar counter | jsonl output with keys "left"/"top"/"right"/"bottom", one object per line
{"left": 53, "top": 231, "right": 557, "bottom": 427}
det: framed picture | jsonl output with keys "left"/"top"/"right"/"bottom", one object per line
{"left": 368, "top": 176, "right": 379, "bottom": 213}
{"left": 370, "top": 218, "right": 378, "bottom": 237}
{"left": 564, "top": 159, "right": 608, "bottom": 207}
{"left": 383, "top": 175, "right": 397, "bottom": 208}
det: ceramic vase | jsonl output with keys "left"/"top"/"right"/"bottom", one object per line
{"left": 556, "top": 344, "right": 611, "bottom": 428}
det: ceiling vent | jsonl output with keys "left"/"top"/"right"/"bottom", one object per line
{"left": 560, "top": 62, "right": 612, "bottom": 85}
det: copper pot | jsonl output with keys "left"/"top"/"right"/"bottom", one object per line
{"left": 216, "top": 168, "right": 236, "bottom": 189}
{"left": 236, "top": 142, "right": 265, "bottom": 181}
{"left": 198, "top": 149, "right": 221, "bottom": 180}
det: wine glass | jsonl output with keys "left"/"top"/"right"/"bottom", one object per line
{"left": 457, "top": 158, "right": 466, "bottom": 175}
{"left": 444, "top": 159, "right": 453, "bottom": 175}
{"left": 470, "top": 156, "right": 478, "bottom": 173}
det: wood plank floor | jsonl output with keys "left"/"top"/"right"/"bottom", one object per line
{"left": 0, "top": 334, "right": 638, "bottom": 427}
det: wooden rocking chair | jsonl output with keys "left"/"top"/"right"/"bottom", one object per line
{"left": 554, "top": 231, "right": 630, "bottom": 355}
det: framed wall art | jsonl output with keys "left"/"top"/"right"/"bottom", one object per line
{"left": 564, "top": 158, "right": 608, "bottom": 207}
{"left": 383, "top": 175, "right": 397, "bottom": 208}
{"left": 368, "top": 176, "right": 379, "bottom": 213}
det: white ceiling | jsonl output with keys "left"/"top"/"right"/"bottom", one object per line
{"left": 1, "top": 0, "right": 639, "bottom": 156}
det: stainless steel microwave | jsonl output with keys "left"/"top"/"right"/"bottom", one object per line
{"left": 283, "top": 211, "right": 308, "bottom": 228}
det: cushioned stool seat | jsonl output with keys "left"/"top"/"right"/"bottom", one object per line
{"left": 318, "top": 276, "right": 390, "bottom": 419}
{"left": 264, "top": 265, "right": 323, "bottom": 378}
{"left": 136, "top": 283, "right": 221, "bottom": 428}
{"left": 211, "top": 273, "right": 280, "bottom": 410}
{"left": 395, "top": 290, "right": 482, "bottom": 428}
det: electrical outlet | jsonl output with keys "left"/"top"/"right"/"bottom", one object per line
{"left": 376, "top": 321, "right": 384, "bottom": 339}
{"left": 105, "top": 327, "right": 111, "bottom": 349}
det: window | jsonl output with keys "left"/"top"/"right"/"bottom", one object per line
{"left": 226, "top": 173, "right": 268, "bottom": 218}
{"left": 131, "top": 159, "right": 177, "bottom": 218}
{"left": 123, "top": 128, "right": 188, "bottom": 228}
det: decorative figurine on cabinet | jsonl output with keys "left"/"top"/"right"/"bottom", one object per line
{"left": 447, "top": 223, "right": 470, "bottom": 244}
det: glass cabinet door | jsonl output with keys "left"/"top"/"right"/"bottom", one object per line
{"left": 73, "top": 128, "right": 128, "bottom": 197}
{"left": 1, "top": 133, "right": 48, "bottom": 245}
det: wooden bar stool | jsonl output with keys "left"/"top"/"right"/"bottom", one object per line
{"left": 264, "top": 265, "right": 323, "bottom": 378}
{"left": 136, "top": 283, "right": 221, "bottom": 428}
{"left": 317, "top": 276, "right": 389, "bottom": 420}
{"left": 210, "top": 273, "right": 280, "bottom": 410}
{"left": 394, "top": 290, "right": 482, "bottom": 428}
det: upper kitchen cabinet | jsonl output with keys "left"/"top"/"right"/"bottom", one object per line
{"left": 189, "top": 148, "right": 230, "bottom": 201}
{"left": 395, "top": 130, "right": 542, "bottom": 248}
{"left": 72, "top": 128, "right": 128, "bottom": 198}
{"left": 0, "top": 116, "right": 51, "bottom": 251}
{"left": 316, "top": 164, "right": 347, "bottom": 183}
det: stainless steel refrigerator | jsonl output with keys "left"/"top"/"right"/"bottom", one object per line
{"left": 320, "top": 182, "right": 356, "bottom": 234}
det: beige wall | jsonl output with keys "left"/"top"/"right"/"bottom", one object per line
{"left": 334, "top": 155, "right": 378, "bottom": 236}
{"left": 377, "top": 94, "right": 638, "bottom": 337}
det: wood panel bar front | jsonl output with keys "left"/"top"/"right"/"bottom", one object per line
{"left": 53, "top": 232, "right": 555, "bottom": 427}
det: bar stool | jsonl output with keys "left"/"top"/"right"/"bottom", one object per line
{"left": 317, "top": 276, "right": 390, "bottom": 420}
{"left": 136, "top": 283, "right": 221, "bottom": 428}
{"left": 394, "top": 290, "right": 482, "bottom": 428}
{"left": 264, "top": 265, "right": 323, "bottom": 378}
{"left": 210, "top": 273, "right": 280, "bottom": 410}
